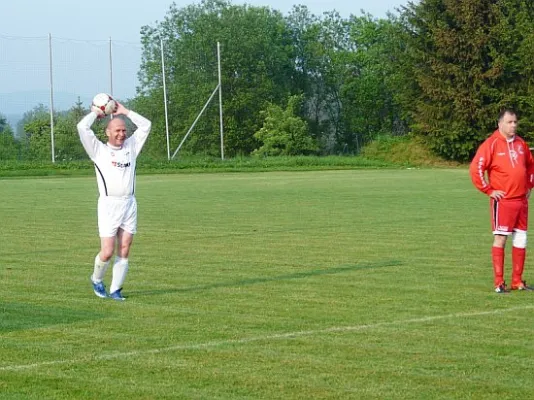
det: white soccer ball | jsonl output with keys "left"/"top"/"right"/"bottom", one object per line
{"left": 92, "top": 93, "right": 117, "bottom": 116}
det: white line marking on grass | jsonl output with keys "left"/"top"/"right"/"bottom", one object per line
{"left": 2, "top": 305, "right": 533, "bottom": 372}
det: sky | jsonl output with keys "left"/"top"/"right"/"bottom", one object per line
{"left": 3, "top": 0, "right": 410, "bottom": 42}
{"left": 0, "top": 0, "right": 412, "bottom": 120}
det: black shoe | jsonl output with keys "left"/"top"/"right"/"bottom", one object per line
{"left": 511, "top": 280, "right": 534, "bottom": 291}
{"left": 494, "top": 283, "right": 508, "bottom": 293}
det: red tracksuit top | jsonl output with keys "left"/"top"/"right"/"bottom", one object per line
{"left": 470, "top": 130, "right": 534, "bottom": 200}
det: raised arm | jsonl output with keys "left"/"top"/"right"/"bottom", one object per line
{"left": 128, "top": 111, "right": 152, "bottom": 155}
{"left": 76, "top": 111, "right": 102, "bottom": 160}
{"left": 114, "top": 102, "right": 152, "bottom": 155}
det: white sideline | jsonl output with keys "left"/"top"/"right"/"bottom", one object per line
{"left": 2, "top": 305, "right": 533, "bottom": 372}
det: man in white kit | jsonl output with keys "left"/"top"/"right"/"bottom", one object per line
{"left": 77, "top": 101, "right": 151, "bottom": 300}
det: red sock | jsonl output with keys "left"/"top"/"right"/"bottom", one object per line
{"left": 492, "top": 246, "right": 505, "bottom": 287}
{"left": 512, "top": 247, "right": 526, "bottom": 286}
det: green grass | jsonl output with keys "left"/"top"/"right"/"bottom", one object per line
{"left": 0, "top": 155, "right": 400, "bottom": 178}
{"left": 1, "top": 169, "right": 533, "bottom": 399}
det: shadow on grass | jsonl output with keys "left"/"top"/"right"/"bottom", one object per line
{"left": 0, "top": 304, "right": 105, "bottom": 333}
{"left": 0, "top": 244, "right": 93, "bottom": 259}
{"left": 131, "top": 260, "right": 402, "bottom": 297}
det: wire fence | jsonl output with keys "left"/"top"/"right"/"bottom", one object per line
{"left": 0, "top": 34, "right": 377, "bottom": 162}
{"left": 0, "top": 34, "right": 142, "bottom": 128}
{"left": 0, "top": 34, "right": 226, "bottom": 162}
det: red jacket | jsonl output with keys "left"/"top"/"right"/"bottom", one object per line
{"left": 470, "top": 130, "right": 534, "bottom": 199}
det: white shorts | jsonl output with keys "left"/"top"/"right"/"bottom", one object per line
{"left": 97, "top": 196, "right": 138, "bottom": 237}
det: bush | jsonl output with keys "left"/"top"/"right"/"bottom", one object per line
{"left": 361, "top": 136, "right": 461, "bottom": 167}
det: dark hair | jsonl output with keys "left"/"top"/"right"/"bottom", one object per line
{"left": 498, "top": 108, "right": 517, "bottom": 121}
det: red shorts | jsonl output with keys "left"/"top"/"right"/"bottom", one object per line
{"left": 490, "top": 197, "right": 528, "bottom": 235}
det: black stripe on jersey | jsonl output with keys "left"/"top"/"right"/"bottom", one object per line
{"left": 492, "top": 198, "right": 498, "bottom": 231}
{"left": 132, "top": 166, "right": 136, "bottom": 195}
{"left": 94, "top": 163, "right": 108, "bottom": 196}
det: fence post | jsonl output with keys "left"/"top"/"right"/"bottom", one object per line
{"left": 109, "top": 37, "right": 114, "bottom": 96}
{"left": 48, "top": 33, "right": 55, "bottom": 163}
{"left": 217, "top": 41, "right": 224, "bottom": 160}
{"left": 161, "top": 38, "right": 170, "bottom": 161}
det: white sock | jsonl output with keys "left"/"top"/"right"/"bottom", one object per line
{"left": 92, "top": 254, "right": 110, "bottom": 283}
{"left": 110, "top": 257, "right": 129, "bottom": 293}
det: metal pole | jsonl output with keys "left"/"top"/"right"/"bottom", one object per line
{"left": 217, "top": 42, "right": 224, "bottom": 160}
{"left": 109, "top": 37, "right": 114, "bottom": 96}
{"left": 161, "top": 38, "right": 170, "bottom": 161}
{"left": 48, "top": 33, "right": 55, "bottom": 163}
{"left": 171, "top": 85, "right": 219, "bottom": 159}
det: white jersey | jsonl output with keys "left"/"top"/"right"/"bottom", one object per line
{"left": 77, "top": 111, "right": 151, "bottom": 197}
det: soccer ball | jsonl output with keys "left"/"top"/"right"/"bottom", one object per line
{"left": 92, "top": 93, "right": 117, "bottom": 116}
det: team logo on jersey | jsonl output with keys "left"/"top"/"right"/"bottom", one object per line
{"left": 509, "top": 149, "right": 518, "bottom": 163}
{"left": 111, "top": 161, "right": 131, "bottom": 168}
{"left": 518, "top": 145, "right": 524, "bottom": 155}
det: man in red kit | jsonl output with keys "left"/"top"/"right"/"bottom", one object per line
{"left": 470, "top": 109, "right": 534, "bottom": 293}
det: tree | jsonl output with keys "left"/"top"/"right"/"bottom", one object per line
{"left": 285, "top": 8, "right": 409, "bottom": 154}
{"left": 285, "top": 6, "right": 324, "bottom": 137}
{"left": 24, "top": 117, "right": 51, "bottom": 161}
{"left": 340, "top": 14, "right": 409, "bottom": 148}
{"left": 0, "top": 114, "right": 19, "bottom": 160}
{"left": 253, "top": 95, "right": 317, "bottom": 156}
{"left": 286, "top": 7, "right": 355, "bottom": 153}
{"left": 138, "top": 0, "right": 296, "bottom": 158}
{"left": 17, "top": 104, "right": 50, "bottom": 160}
{"left": 400, "top": 0, "right": 534, "bottom": 161}
{"left": 53, "top": 99, "right": 91, "bottom": 161}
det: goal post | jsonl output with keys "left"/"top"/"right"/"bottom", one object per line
{"left": 169, "top": 41, "right": 224, "bottom": 160}
{"left": 171, "top": 84, "right": 220, "bottom": 159}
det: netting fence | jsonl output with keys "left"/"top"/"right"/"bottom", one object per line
{"left": 0, "top": 34, "right": 223, "bottom": 162}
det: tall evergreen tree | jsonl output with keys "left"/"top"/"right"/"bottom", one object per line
{"left": 401, "top": 0, "right": 534, "bottom": 161}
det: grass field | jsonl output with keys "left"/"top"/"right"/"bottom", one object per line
{"left": 1, "top": 169, "right": 533, "bottom": 399}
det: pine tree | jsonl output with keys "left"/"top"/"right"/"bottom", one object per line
{"left": 401, "top": 0, "right": 534, "bottom": 161}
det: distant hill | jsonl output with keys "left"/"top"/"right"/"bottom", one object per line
{"left": 0, "top": 90, "right": 93, "bottom": 129}
{"left": 4, "top": 114, "right": 22, "bottom": 130}
{"left": 0, "top": 90, "right": 92, "bottom": 114}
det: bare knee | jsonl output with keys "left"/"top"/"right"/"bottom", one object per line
{"left": 117, "top": 243, "right": 131, "bottom": 258}
{"left": 116, "top": 229, "right": 134, "bottom": 258}
{"left": 493, "top": 234, "right": 508, "bottom": 248}
{"left": 99, "top": 237, "right": 116, "bottom": 261}
{"left": 99, "top": 249, "right": 114, "bottom": 262}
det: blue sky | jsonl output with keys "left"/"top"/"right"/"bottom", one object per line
{"left": 3, "top": 0, "right": 409, "bottom": 41}
{"left": 0, "top": 0, "right": 412, "bottom": 118}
